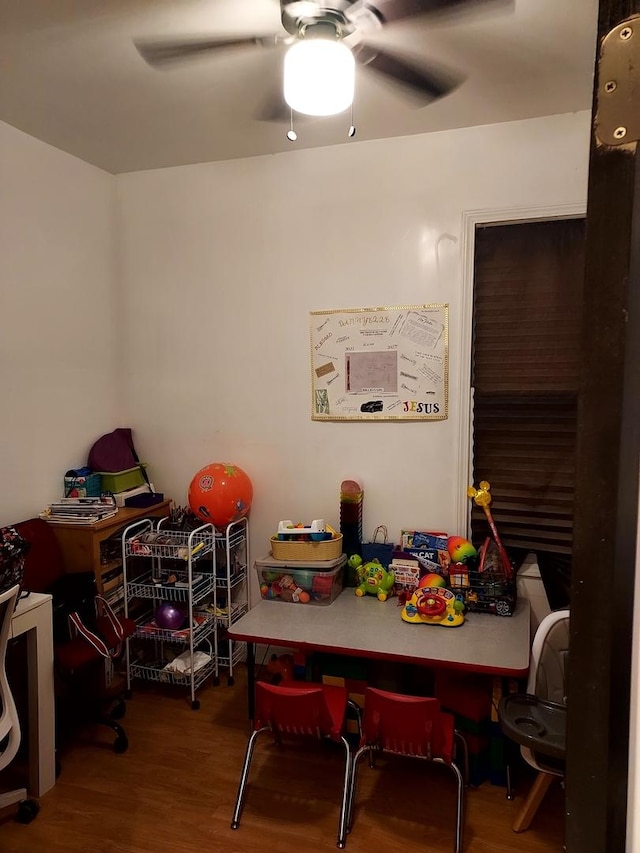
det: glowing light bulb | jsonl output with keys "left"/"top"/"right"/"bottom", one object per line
{"left": 284, "top": 39, "right": 355, "bottom": 117}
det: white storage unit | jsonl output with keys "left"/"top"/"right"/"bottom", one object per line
{"left": 121, "top": 518, "right": 218, "bottom": 709}
{"left": 214, "top": 517, "right": 249, "bottom": 686}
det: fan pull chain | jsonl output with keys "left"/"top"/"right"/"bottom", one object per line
{"left": 287, "top": 108, "right": 297, "bottom": 142}
{"left": 348, "top": 102, "right": 356, "bottom": 139}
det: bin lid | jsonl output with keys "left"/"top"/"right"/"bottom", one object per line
{"left": 256, "top": 553, "right": 346, "bottom": 570}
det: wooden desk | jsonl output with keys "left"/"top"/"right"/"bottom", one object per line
{"left": 10, "top": 593, "right": 55, "bottom": 797}
{"left": 229, "top": 590, "right": 530, "bottom": 718}
{"left": 47, "top": 501, "right": 171, "bottom": 594}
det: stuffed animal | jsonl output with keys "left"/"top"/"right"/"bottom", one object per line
{"left": 355, "top": 559, "right": 395, "bottom": 602}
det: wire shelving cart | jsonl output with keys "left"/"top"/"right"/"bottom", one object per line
{"left": 121, "top": 518, "right": 217, "bottom": 709}
{"left": 214, "top": 517, "right": 249, "bottom": 687}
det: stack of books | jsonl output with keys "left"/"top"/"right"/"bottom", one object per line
{"left": 41, "top": 497, "right": 118, "bottom": 525}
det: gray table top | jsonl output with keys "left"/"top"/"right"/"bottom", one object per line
{"left": 229, "top": 589, "right": 531, "bottom": 676}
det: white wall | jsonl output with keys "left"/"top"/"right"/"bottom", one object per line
{"left": 0, "top": 121, "right": 118, "bottom": 525}
{"left": 116, "top": 110, "right": 591, "bottom": 584}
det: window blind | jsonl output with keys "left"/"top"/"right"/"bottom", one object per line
{"left": 470, "top": 219, "right": 586, "bottom": 564}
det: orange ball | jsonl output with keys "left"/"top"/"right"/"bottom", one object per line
{"left": 188, "top": 463, "right": 253, "bottom": 531}
{"left": 298, "top": 591, "right": 311, "bottom": 604}
{"left": 418, "top": 572, "right": 446, "bottom": 589}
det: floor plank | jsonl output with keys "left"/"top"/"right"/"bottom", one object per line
{"left": 0, "top": 665, "right": 565, "bottom": 852}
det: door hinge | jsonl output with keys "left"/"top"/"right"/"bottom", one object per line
{"left": 596, "top": 15, "right": 640, "bottom": 147}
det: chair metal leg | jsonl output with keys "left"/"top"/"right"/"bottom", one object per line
{"left": 450, "top": 760, "right": 465, "bottom": 853}
{"left": 347, "top": 699, "right": 362, "bottom": 737}
{"left": 346, "top": 745, "right": 369, "bottom": 833}
{"left": 337, "top": 735, "right": 351, "bottom": 849}
{"left": 230, "top": 727, "right": 267, "bottom": 830}
{"left": 505, "top": 762, "right": 514, "bottom": 800}
{"left": 434, "top": 757, "right": 465, "bottom": 853}
{"left": 454, "top": 730, "right": 470, "bottom": 787}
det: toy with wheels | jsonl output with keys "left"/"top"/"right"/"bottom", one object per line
{"left": 188, "top": 463, "right": 253, "bottom": 531}
{"left": 401, "top": 587, "right": 465, "bottom": 627}
{"left": 354, "top": 559, "right": 395, "bottom": 601}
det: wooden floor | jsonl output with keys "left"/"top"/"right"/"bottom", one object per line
{"left": 0, "top": 665, "right": 565, "bottom": 853}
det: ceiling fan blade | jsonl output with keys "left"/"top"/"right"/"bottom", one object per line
{"left": 135, "top": 35, "right": 279, "bottom": 68}
{"left": 348, "top": 0, "right": 513, "bottom": 27}
{"left": 355, "top": 44, "right": 462, "bottom": 103}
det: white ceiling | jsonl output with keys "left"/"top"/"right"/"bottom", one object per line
{"left": 0, "top": 0, "right": 598, "bottom": 174}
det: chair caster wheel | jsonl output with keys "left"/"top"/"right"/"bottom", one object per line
{"left": 191, "top": 700, "right": 200, "bottom": 710}
{"left": 213, "top": 676, "right": 220, "bottom": 686}
{"left": 228, "top": 676, "right": 235, "bottom": 687}
{"left": 114, "top": 735, "right": 128, "bottom": 754}
{"left": 16, "top": 799, "right": 39, "bottom": 824}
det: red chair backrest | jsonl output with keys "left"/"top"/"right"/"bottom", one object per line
{"left": 255, "top": 682, "right": 339, "bottom": 740}
{"left": 361, "top": 687, "right": 454, "bottom": 763}
{"left": 13, "top": 518, "right": 67, "bottom": 593}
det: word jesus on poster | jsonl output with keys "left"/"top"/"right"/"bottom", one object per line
{"left": 310, "top": 304, "right": 448, "bottom": 421}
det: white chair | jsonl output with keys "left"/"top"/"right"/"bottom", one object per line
{"left": 0, "top": 584, "right": 39, "bottom": 823}
{"left": 499, "top": 608, "right": 569, "bottom": 832}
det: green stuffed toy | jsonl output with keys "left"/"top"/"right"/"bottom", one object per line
{"left": 355, "top": 558, "right": 395, "bottom": 602}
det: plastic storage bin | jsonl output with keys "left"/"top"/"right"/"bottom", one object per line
{"left": 256, "top": 554, "right": 346, "bottom": 605}
{"left": 98, "top": 465, "right": 147, "bottom": 493}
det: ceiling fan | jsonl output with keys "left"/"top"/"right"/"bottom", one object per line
{"left": 135, "top": 0, "right": 511, "bottom": 124}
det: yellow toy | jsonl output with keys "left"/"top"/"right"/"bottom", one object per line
{"left": 400, "top": 586, "right": 465, "bottom": 627}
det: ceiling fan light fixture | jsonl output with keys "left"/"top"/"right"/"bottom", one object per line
{"left": 284, "top": 38, "right": 355, "bottom": 117}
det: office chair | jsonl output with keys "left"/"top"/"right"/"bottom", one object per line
{"left": 346, "top": 687, "right": 465, "bottom": 853}
{"left": 14, "top": 518, "right": 134, "bottom": 754}
{"left": 0, "top": 584, "right": 39, "bottom": 823}
{"left": 231, "top": 680, "right": 354, "bottom": 849}
{"left": 498, "top": 608, "right": 569, "bottom": 832}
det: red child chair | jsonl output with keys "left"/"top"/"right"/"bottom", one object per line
{"left": 347, "top": 687, "right": 465, "bottom": 853}
{"left": 231, "top": 679, "right": 354, "bottom": 848}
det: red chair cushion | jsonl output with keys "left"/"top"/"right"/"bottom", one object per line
{"left": 56, "top": 614, "right": 135, "bottom": 673}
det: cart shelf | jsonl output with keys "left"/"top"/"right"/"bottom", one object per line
{"left": 127, "top": 568, "right": 215, "bottom": 603}
{"left": 129, "top": 656, "right": 217, "bottom": 690}
{"left": 133, "top": 609, "right": 216, "bottom": 644}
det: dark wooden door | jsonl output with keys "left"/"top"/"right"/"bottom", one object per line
{"left": 567, "top": 2, "right": 640, "bottom": 850}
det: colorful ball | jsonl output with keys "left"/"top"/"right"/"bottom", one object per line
{"left": 155, "top": 601, "right": 186, "bottom": 630}
{"left": 418, "top": 572, "right": 447, "bottom": 589}
{"left": 447, "top": 536, "right": 477, "bottom": 563}
{"left": 188, "top": 463, "right": 253, "bottom": 530}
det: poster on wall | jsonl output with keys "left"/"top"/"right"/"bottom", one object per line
{"left": 310, "top": 304, "right": 448, "bottom": 421}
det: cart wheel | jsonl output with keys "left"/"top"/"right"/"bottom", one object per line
{"left": 495, "top": 598, "right": 513, "bottom": 617}
{"left": 113, "top": 734, "right": 129, "bottom": 754}
{"left": 16, "top": 799, "right": 39, "bottom": 824}
{"left": 110, "top": 699, "right": 126, "bottom": 720}
{"left": 227, "top": 676, "right": 235, "bottom": 687}
{"left": 213, "top": 675, "right": 220, "bottom": 687}
{"left": 191, "top": 699, "right": 200, "bottom": 710}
